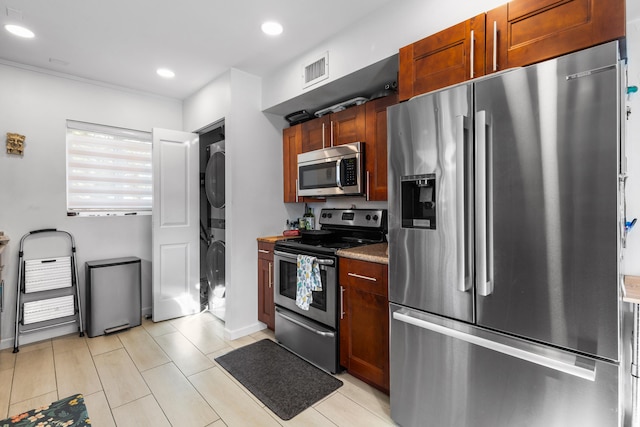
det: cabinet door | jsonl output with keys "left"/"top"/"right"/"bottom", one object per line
{"left": 301, "top": 116, "right": 330, "bottom": 152}
{"left": 486, "top": 0, "right": 625, "bottom": 74}
{"left": 365, "top": 95, "right": 397, "bottom": 201}
{"left": 258, "top": 242, "right": 275, "bottom": 330}
{"left": 283, "top": 125, "right": 301, "bottom": 203}
{"left": 399, "top": 13, "right": 485, "bottom": 101}
{"left": 331, "top": 104, "right": 366, "bottom": 147}
{"left": 339, "top": 258, "right": 389, "bottom": 393}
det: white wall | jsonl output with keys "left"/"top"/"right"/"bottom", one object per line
{"left": 0, "top": 64, "right": 182, "bottom": 349}
{"left": 624, "top": 18, "right": 640, "bottom": 276}
{"left": 183, "top": 72, "right": 231, "bottom": 133}
{"left": 262, "top": 0, "right": 510, "bottom": 111}
{"left": 183, "top": 69, "right": 293, "bottom": 338}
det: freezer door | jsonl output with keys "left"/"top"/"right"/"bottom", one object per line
{"left": 474, "top": 42, "right": 621, "bottom": 361}
{"left": 390, "top": 304, "right": 620, "bottom": 427}
{"left": 388, "top": 84, "right": 474, "bottom": 322}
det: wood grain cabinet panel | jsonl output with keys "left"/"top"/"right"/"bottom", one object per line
{"left": 330, "top": 104, "right": 366, "bottom": 147}
{"left": 399, "top": 13, "right": 486, "bottom": 101}
{"left": 339, "top": 257, "right": 389, "bottom": 393}
{"left": 486, "top": 0, "right": 625, "bottom": 74}
{"left": 257, "top": 242, "right": 275, "bottom": 330}
{"left": 282, "top": 125, "right": 301, "bottom": 203}
{"left": 301, "top": 116, "right": 329, "bottom": 152}
{"left": 365, "top": 94, "right": 397, "bottom": 201}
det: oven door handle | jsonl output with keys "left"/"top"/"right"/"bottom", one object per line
{"left": 276, "top": 308, "right": 336, "bottom": 338}
{"left": 274, "top": 250, "right": 335, "bottom": 266}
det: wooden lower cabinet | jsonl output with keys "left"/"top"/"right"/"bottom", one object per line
{"left": 257, "top": 241, "right": 275, "bottom": 330}
{"left": 339, "top": 257, "right": 389, "bottom": 393}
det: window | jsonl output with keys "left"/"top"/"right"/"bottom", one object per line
{"left": 66, "top": 120, "right": 152, "bottom": 216}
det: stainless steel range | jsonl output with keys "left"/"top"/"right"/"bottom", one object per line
{"left": 273, "top": 208, "right": 387, "bottom": 373}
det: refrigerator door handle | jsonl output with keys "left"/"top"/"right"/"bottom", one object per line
{"left": 393, "top": 309, "right": 597, "bottom": 382}
{"left": 476, "top": 110, "right": 494, "bottom": 296}
{"left": 456, "top": 115, "right": 470, "bottom": 292}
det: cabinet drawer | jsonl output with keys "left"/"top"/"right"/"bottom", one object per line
{"left": 258, "top": 242, "right": 275, "bottom": 261}
{"left": 339, "top": 258, "right": 387, "bottom": 297}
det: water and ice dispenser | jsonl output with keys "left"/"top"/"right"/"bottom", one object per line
{"left": 401, "top": 174, "right": 437, "bottom": 229}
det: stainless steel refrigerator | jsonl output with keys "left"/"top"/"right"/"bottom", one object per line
{"left": 388, "top": 41, "right": 631, "bottom": 427}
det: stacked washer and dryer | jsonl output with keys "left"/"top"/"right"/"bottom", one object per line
{"left": 199, "top": 124, "right": 226, "bottom": 321}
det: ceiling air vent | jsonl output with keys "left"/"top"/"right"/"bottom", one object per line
{"left": 302, "top": 52, "right": 329, "bottom": 89}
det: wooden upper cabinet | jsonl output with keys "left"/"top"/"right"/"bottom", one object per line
{"left": 283, "top": 124, "right": 301, "bottom": 203}
{"left": 365, "top": 94, "right": 397, "bottom": 201}
{"left": 399, "top": 13, "right": 486, "bottom": 101}
{"left": 486, "top": 0, "right": 625, "bottom": 74}
{"left": 331, "top": 104, "right": 366, "bottom": 146}
{"left": 301, "top": 105, "right": 366, "bottom": 151}
{"left": 301, "top": 115, "right": 329, "bottom": 152}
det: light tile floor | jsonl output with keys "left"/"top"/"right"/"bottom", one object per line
{"left": 0, "top": 312, "right": 396, "bottom": 426}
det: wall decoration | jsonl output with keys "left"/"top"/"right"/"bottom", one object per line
{"left": 6, "top": 132, "right": 26, "bottom": 155}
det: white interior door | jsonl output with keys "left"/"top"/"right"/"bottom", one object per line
{"left": 152, "top": 128, "right": 199, "bottom": 322}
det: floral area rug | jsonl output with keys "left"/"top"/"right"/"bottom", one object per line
{"left": 0, "top": 394, "right": 90, "bottom": 427}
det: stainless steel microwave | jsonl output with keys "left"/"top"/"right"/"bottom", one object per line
{"left": 297, "top": 142, "right": 364, "bottom": 197}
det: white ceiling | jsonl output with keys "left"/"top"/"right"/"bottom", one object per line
{"left": 0, "top": 0, "right": 394, "bottom": 100}
{"left": 1, "top": 1, "right": 638, "bottom": 103}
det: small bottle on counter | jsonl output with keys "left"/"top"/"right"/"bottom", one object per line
{"left": 303, "top": 206, "right": 315, "bottom": 230}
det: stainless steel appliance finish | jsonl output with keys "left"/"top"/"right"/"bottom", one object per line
{"left": 275, "top": 307, "right": 338, "bottom": 373}
{"left": 273, "top": 208, "right": 387, "bottom": 373}
{"left": 390, "top": 303, "right": 620, "bottom": 427}
{"left": 388, "top": 83, "right": 474, "bottom": 323}
{"left": 297, "top": 142, "right": 364, "bottom": 197}
{"left": 273, "top": 250, "right": 337, "bottom": 328}
{"left": 388, "top": 42, "right": 628, "bottom": 427}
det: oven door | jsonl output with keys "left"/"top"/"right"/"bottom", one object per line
{"left": 273, "top": 250, "right": 337, "bottom": 328}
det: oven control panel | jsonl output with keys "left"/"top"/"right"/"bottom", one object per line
{"left": 319, "top": 208, "right": 386, "bottom": 229}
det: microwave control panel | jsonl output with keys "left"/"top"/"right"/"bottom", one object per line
{"left": 342, "top": 158, "right": 357, "bottom": 185}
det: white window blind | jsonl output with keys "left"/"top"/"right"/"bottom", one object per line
{"left": 66, "top": 120, "right": 152, "bottom": 216}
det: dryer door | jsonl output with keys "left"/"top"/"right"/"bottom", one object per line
{"left": 205, "top": 240, "right": 225, "bottom": 290}
{"left": 205, "top": 150, "right": 225, "bottom": 209}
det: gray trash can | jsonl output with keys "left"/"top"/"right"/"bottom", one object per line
{"left": 85, "top": 257, "right": 141, "bottom": 337}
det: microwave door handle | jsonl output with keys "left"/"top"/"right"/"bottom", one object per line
{"left": 336, "top": 159, "right": 343, "bottom": 189}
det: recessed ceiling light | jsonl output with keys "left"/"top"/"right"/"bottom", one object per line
{"left": 261, "top": 21, "right": 283, "bottom": 36}
{"left": 157, "top": 68, "right": 175, "bottom": 79}
{"left": 5, "top": 24, "right": 35, "bottom": 39}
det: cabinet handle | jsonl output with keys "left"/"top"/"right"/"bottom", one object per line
{"left": 268, "top": 262, "right": 272, "bottom": 288}
{"left": 0, "top": 279, "right": 3, "bottom": 313}
{"left": 340, "top": 286, "right": 345, "bottom": 319}
{"left": 470, "top": 29, "right": 475, "bottom": 79}
{"left": 322, "top": 123, "right": 326, "bottom": 149}
{"left": 348, "top": 272, "right": 377, "bottom": 282}
{"left": 258, "top": 249, "right": 270, "bottom": 254}
{"left": 295, "top": 178, "right": 300, "bottom": 202}
{"left": 493, "top": 21, "right": 498, "bottom": 72}
{"left": 330, "top": 120, "right": 334, "bottom": 147}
